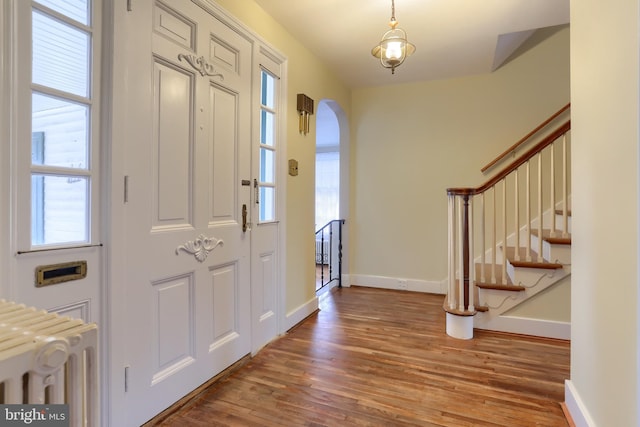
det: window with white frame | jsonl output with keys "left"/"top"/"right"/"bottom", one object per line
{"left": 258, "top": 69, "right": 277, "bottom": 222}
{"left": 315, "top": 150, "right": 339, "bottom": 229}
{"left": 29, "top": 0, "right": 97, "bottom": 247}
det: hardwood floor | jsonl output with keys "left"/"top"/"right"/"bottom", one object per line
{"left": 156, "top": 286, "right": 570, "bottom": 426}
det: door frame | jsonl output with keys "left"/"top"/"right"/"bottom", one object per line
{"left": 0, "top": 0, "right": 13, "bottom": 300}
{"left": 104, "top": 1, "right": 288, "bottom": 425}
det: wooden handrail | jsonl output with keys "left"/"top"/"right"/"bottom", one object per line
{"left": 448, "top": 120, "right": 570, "bottom": 196}
{"left": 480, "top": 103, "right": 570, "bottom": 173}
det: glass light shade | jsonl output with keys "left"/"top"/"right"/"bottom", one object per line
{"left": 371, "top": 27, "right": 415, "bottom": 73}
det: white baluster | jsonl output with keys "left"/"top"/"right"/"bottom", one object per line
{"left": 537, "top": 152, "right": 543, "bottom": 262}
{"left": 514, "top": 168, "right": 520, "bottom": 261}
{"left": 502, "top": 179, "right": 507, "bottom": 284}
{"left": 480, "top": 192, "right": 486, "bottom": 283}
{"left": 491, "top": 187, "right": 497, "bottom": 284}
{"left": 526, "top": 161, "right": 532, "bottom": 261}
{"left": 448, "top": 195, "right": 456, "bottom": 309}
{"left": 562, "top": 134, "right": 569, "bottom": 238}
{"left": 550, "top": 142, "right": 557, "bottom": 237}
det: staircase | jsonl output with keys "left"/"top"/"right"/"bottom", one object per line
{"left": 444, "top": 104, "right": 571, "bottom": 340}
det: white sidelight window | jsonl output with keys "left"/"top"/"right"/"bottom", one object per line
{"left": 258, "top": 69, "right": 278, "bottom": 222}
{"left": 28, "top": 0, "right": 98, "bottom": 248}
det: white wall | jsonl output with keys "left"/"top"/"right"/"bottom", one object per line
{"left": 506, "top": 277, "right": 570, "bottom": 322}
{"left": 350, "top": 26, "right": 570, "bottom": 287}
{"left": 568, "top": 0, "right": 639, "bottom": 425}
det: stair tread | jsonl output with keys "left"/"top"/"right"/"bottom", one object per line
{"left": 504, "top": 247, "right": 564, "bottom": 269}
{"left": 476, "top": 282, "right": 526, "bottom": 291}
{"left": 442, "top": 293, "right": 477, "bottom": 316}
{"left": 554, "top": 209, "right": 572, "bottom": 216}
{"left": 530, "top": 229, "right": 571, "bottom": 245}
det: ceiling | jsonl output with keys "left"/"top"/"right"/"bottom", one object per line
{"left": 252, "top": 0, "right": 570, "bottom": 88}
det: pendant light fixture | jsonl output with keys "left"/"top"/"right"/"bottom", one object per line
{"left": 371, "top": 0, "right": 415, "bottom": 74}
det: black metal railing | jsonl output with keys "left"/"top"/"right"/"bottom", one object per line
{"left": 315, "top": 219, "right": 345, "bottom": 292}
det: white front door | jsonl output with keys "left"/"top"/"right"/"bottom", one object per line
{"left": 119, "top": 1, "right": 252, "bottom": 424}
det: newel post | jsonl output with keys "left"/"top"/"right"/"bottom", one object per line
{"left": 462, "top": 194, "right": 470, "bottom": 311}
{"left": 445, "top": 189, "right": 475, "bottom": 340}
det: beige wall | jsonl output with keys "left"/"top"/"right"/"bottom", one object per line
{"left": 506, "top": 277, "right": 571, "bottom": 322}
{"left": 350, "top": 26, "right": 570, "bottom": 283}
{"left": 570, "top": 0, "right": 639, "bottom": 425}
{"left": 214, "top": 1, "right": 351, "bottom": 315}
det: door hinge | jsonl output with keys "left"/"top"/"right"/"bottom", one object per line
{"left": 124, "top": 175, "right": 129, "bottom": 203}
{"left": 124, "top": 366, "right": 129, "bottom": 392}
{"left": 127, "top": 0, "right": 133, "bottom": 12}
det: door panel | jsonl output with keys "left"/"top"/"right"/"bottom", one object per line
{"left": 209, "top": 84, "right": 238, "bottom": 221}
{"left": 153, "top": 61, "right": 193, "bottom": 226}
{"left": 257, "top": 251, "right": 276, "bottom": 322}
{"left": 151, "top": 274, "right": 194, "bottom": 385}
{"left": 210, "top": 262, "right": 240, "bottom": 347}
{"left": 251, "top": 224, "right": 279, "bottom": 352}
{"left": 122, "top": 1, "right": 252, "bottom": 424}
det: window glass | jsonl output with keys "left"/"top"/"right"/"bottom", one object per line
{"left": 258, "top": 69, "right": 277, "bottom": 222}
{"left": 259, "top": 187, "right": 275, "bottom": 222}
{"left": 260, "top": 148, "right": 274, "bottom": 183}
{"left": 260, "top": 110, "right": 274, "bottom": 147}
{"left": 30, "top": 1, "right": 94, "bottom": 248}
{"left": 315, "top": 151, "right": 340, "bottom": 229}
{"left": 31, "top": 175, "right": 88, "bottom": 245}
{"left": 261, "top": 72, "right": 275, "bottom": 109}
{"left": 32, "top": 93, "right": 89, "bottom": 169}
{"left": 34, "top": 0, "right": 89, "bottom": 25}
{"left": 33, "top": 10, "right": 89, "bottom": 97}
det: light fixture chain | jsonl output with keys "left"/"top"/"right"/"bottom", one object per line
{"left": 391, "top": 0, "right": 396, "bottom": 21}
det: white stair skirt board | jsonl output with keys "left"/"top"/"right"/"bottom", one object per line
{"left": 349, "top": 274, "right": 445, "bottom": 294}
{"left": 565, "top": 380, "right": 597, "bottom": 427}
{"left": 475, "top": 315, "right": 570, "bottom": 340}
{"left": 285, "top": 297, "right": 318, "bottom": 331}
{"left": 446, "top": 313, "right": 474, "bottom": 339}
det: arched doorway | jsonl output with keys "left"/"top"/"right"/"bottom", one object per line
{"left": 315, "top": 99, "right": 349, "bottom": 291}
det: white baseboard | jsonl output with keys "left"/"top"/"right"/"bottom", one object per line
{"left": 475, "top": 315, "right": 570, "bottom": 340}
{"left": 349, "top": 274, "right": 445, "bottom": 294}
{"left": 341, "top": 274, "right": 352, "bottom": 287}
{"left": 565, "top": 380, "right": 596, "bottom": 427}
{"left": 284, "top": 296, "right": 318, "bottom": 331}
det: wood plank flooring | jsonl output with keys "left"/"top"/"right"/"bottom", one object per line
{"left": 156, "top": 286, "right": 570, "bottom": 426}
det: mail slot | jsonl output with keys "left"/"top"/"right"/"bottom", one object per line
{"left": 35, "top": 261, "right": 87, "bottom": 287}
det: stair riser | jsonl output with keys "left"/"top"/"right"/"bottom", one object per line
{"left": 552, "top": 212, "right": 572, "bottom": 233}
{"left": 542, "top": 241, "right": 571, "bottom": 264}
{"left": 528, "top": 233, "right": 571, "bottom": 264}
